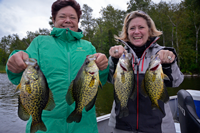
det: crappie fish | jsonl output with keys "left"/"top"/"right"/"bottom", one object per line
{"left": 141, "top": 54, "right": 169, "bottom": 114}
{"left": 66, "top": 55, "right": 102, "bottom": 123}
{"left": 113, "top": 52, "right": 135, "bottom": 118}
{"left": 15, "top": 58, "right": 55, "bottom": 133}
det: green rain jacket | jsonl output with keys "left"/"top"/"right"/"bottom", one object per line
{"left": 6, "top": 27, "right": 109, "bottom": 133}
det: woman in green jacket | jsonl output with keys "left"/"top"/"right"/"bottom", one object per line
{"left": 6, "top": 0, "right": 109, "bottom": 133}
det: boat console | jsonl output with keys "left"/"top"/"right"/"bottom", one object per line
{"left": 177, "top": 89, "right": 200, "bottom": 133}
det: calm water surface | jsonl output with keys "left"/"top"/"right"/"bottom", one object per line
{"left": 0, "top": 73, "right": 27, "bottom": 133}
{"left": 0, "top": 73, "right": 200, "bottom": 133}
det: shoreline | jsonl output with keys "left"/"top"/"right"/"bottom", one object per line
{"left": 184, "top": 74, "right": 199, "bottom": 77}
{"left": 0, "top": 71, "right": 6, "bottom": 73}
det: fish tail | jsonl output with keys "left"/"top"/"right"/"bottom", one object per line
{"left": 152, "top": 102, "right": 165, "bottom": 116}
{"left": 67, "top": 110, "right": 82, "bottom": 123}
{"left": 119, "top": 107, "right": 129, "bottom": 118}
{"left": 159, "top": 107, "right": 165, "bottom": 115}
{"left": 30, "top": 121, "right": 47, "bottom": 133}
{"left": 155, "top": 105, "right": 165, "bottom": 115}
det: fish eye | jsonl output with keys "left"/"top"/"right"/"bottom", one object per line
{"left": 34, "top": 65, "right": 39, "bottom": 70}
{"left": 25, "top": 80, "right": 30, "bottom": 85}
{"left": 85, "top": 60, "right": 90, "bottom": 65}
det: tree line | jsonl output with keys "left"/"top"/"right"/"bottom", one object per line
{"left": 0, "top": 0, "right": 199, "bottom": 74}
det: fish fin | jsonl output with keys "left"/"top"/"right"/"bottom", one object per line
{"left": 152, "top": 102, "right": 165, "bottom": 115}
{"left": 114, "top": 90, "right": 121, "bottom": 117}
{"left": 25, "top": 84, "right": 32, "bottom": 94}
{"left": 119, "top": 107, "right": 129, "bottom": 118}
{"left": 114, "top": 89, "right": 121, "bottom": 105}
{"left": 98, "top": 81, "right": 102, "bottom": 89}
{"left": 44, "top": 89, "right": 56, "bottom": 111}
{"left": 158, "top": 100, "right": 166, "bottom": 116}
{"left": 159, "top": 85, "right": 169, "bottom": 103}
{"left": 152, "top": 73, "right": 156, "bottom": 82}
{"left": 113, "top": 71, "right": 117, "bottom": 80}
{"left": 31, "top": 121, "right": 47, "bottom": 133}
{"left": 15, "top": 83, "right": 21, "bottom": 93}
{"left": 67, "top": 110, "right": 82, "bottom": 123}
{"left": 140, "top": 79, "right": 148, "bottom": 97}
{"left": 130, "top": 84, "right": 137, "bottom": 101}
{"left": 163, "top": 74, "right": 170, "bottom": 80}
{"left": 66, "top": 81, "right": 75, "bottom": 105}
{"left": 89, "top": 77, "right": 95, "bottom": 88}
{"left": 85, "top": 92, "right": 98, "bottom": 112}
{"left": 151, "top": 102, "right": 160, "bottom": 111}
{"left": 18, "top": 96, "right": 30, "bottom": 121}
{"left": 121, "top": 72, "right": 125, "bottom": 83}
{"left": 113, "top": 71, "right": 117, "bottom": 83}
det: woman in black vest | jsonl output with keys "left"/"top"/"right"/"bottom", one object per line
{"left": 107, "top": 10, "right": 184, "bottom": 133}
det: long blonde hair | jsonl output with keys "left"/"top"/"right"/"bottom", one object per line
{"left": 115, "top": 10, "right": 162, "bottom": 42}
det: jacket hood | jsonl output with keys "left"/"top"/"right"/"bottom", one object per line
{"left": 50, "top": 27, "right": 83, "bottom": 42}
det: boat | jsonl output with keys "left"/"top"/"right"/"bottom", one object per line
{"left": 97, "top": 89, "right": 200, "bottom": 133}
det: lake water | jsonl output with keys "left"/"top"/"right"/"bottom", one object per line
{"left": 0, "top": 73, "right": 200, "bottom": 132}
{"left": 0, "top": 73, "right": 27, "bottom": 133}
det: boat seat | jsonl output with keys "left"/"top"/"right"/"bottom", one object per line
{"left": 177, "top": 89, "right": 200, "bottom": 133}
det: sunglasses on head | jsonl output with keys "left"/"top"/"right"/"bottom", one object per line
{"left": 128, "top": 10, "right": 148, "bottom": 19}
{"left": 137, "top": 10, "right": 148, "bottom": 15}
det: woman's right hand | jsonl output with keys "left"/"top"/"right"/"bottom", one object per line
{"left": 109, "top": 45, "right": 125, "bottom": 58}
{"left": 7, "top": 51, "right": 29, "bottom": 73}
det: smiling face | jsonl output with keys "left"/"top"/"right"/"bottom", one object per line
{"left": 128, "top": 17, "right": 150, "bottom": 47}
{"left": 53, "top": 6, "right": 78, "bottom": 32}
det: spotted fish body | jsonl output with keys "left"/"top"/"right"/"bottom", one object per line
{"left": 16, "top": 58, "right": 55, "bottom": 133}
{"left": 141, "top": 54, "right": 169, "bottom": 114}
{"left": 66, "top": 55, "right": 102, "bottom": 123}
{"left": 113, "top": 52, "right": 135, "bottom": 118}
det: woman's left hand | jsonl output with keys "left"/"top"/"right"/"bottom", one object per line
{"left": 157, "top": 50, "right": 175, "bottom": 64}
{"left": 93, "top": 53, "right": 108, "bottom": 70}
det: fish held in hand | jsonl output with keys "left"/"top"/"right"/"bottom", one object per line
{"left": 113, "top": 52, "right": 135, "bottom": 118}
{"left": 66, "top": 55, "right": 102, "bottom": 123}
{"left": 15, "top": 58, "right": 55, "bottom": 133}
{"left": 141, "top": 54, "right": 169, "bottom": 115}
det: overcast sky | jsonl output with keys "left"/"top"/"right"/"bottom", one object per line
{"left": 0, "top": 0, "right": 177, "bottom": 40}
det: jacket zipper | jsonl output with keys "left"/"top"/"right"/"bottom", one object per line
{"left": 136, "top": 64, "right": 139, "bottom": 130}
{"left": 66, "top": 40, "right": 71, "bottom": 85}
{"left": 68, "top": 52, "right": 71, "bottom": 85}
{"left": 120, "top": 37, "right": 160, "bottom": 131}
{"left": 135, "top": 37, "right": 159, "bottom": 130}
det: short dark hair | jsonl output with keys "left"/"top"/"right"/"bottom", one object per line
{"left": 51, "top": 0, "right": 82, "bottom": 22}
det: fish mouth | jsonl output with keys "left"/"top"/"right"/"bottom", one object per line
{"left": 24, "top": 58, "right": 37, "bottom": 66}
{"left": 87, "top": 55, "right": 97, "bottom": 61}
{"left": 89, "top": 72, "right": 95, "bottom": 75}
{"left": 149, "top": 54, "right": 161, "bottom": 71}
{"left": 150, "top": 64, "right": 160, "bottom": 71}
{"left": 120, "top": 62, "right": 128, "bottom": 71}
